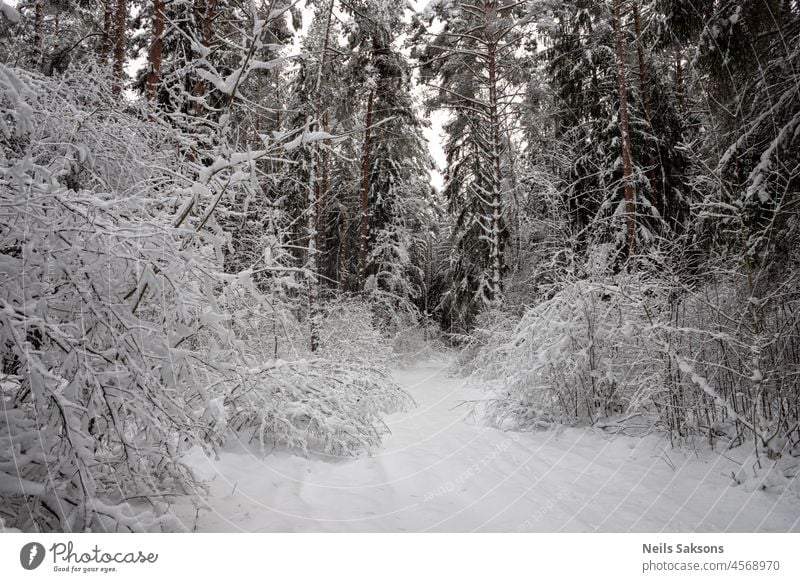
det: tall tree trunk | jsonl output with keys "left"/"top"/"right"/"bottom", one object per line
{"left": 358, "top": 89, "right": 374, "bottom": 293}
{"left": 316, "top": 114, "right": 330, "bottom": 281}
{"left": 33, "top": 1, "right": 43, "bottom": 69}
{"left": 146, "top": 0, "right": 165, "bottom": 102}
{"left": 337, "top": 210, "right": 349, "bottom": 292}
{"left": 486, "top": 28, "right": 503, "bottom": 304}
{"left": 101, "top": 1, "right": 113, "bottom": 60}
{"left": 306, "top": 0, "right": 335, "bottom": 352}
{"left": 613, "top": 0, "right": 636, "bottom": 260}
{"left": 632, "top": 2, "right": 658, "bottom": 205}
{"left": 112, "top": 0, "right": 127, "bottom": 96}
{"left": 632, "top": 3, "right": 650, "bottom": 123}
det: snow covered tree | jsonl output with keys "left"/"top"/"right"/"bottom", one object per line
{"left": 534, "top": 0, "right": 690, "bottom": 271}
{"left": 689, "top": 0, "right": 800, "bottom": 266}
{"left": 0, "top": 0, "right": 103, "bottom": 75}
{"left": 415, "top": 0, "right": 528, "bottom": 331}
{"left": 338, "top": 0, "right": 435, "bottom": 323}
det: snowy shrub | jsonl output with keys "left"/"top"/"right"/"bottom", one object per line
{"left": 0, "top": 66, "right": 218, "bottom": 531}
{"left": 224, "top": 358, "right": 411, "bottom": 457}
{"left": 211, "top": 291, "right": 413, "bottom": 457}
{"left": 452, "top": 308, "right": 519, "bottom": 377}
{"left": 660, "top": 266, "right": 800, "bottom": 457}
{"left": 470, "top": 275, "right": 669, "bottom": 429}
{"left": 470, "top": 261, "right": 800, "bottom": 463}
{"left": 391, "top": 317, "right": 447, "bottom": 365}
{"left": 316, "top": 298, "right": 394, "bottom": 365}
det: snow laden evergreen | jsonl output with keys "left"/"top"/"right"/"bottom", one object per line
{"left": 345, "top": 0, "right": 436, "bottom": 327}
{"left": 531, "top": 0, "right": 690, "bottom": 269}
{"left": 414, "top": 0, "right": 529, "bottom": 332}
{"left": 465, "top": 0, "right": 800, "bottom": 473}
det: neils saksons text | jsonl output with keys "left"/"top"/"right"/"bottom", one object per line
{"left": 643, "top": 543, "right": 724, "bottom": 554}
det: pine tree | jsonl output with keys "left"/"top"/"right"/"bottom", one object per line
{"left": 536, "top": 0, "right": 690, "bottom": 270}
{"left": 344, "top": 0, "right": 435, "bottom": 320}
{"left": 0, "top": 1, "right": 102, "bottom": 74}
{"left": 415, "top": 0, "right": 527, "bottom": 330}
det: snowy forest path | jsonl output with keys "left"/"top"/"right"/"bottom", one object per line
{"left": 179, "top": 357, "right": 800, "bottom": 532}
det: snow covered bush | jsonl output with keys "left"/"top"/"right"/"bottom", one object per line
{"left": 469, "top": 260, "right": 800, "bottom": 463}
{"left": 214, "top": 291, "right": 413, "bottom": 457}
{"left": 391, "top": 317, "right": 447, "bottom": 365}
{"left": 316, "top": 298, "right": 394, "bottom": 365}
{"left": 0, "top": 65, "right": 218, "bottom": 531}
{"left": 661, "top": 265, "right": 800, "bottom": 457}
{"left": 451, "top": 308, "right": 519, "bottom": 376}
{"left": 224, "top": 358, "right": 410, "bottom": 457}
{"left": 470, "top": 275, "right": 670, "bottom": 429}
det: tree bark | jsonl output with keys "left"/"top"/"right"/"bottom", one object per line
{"left": 632, "top": 3, "right": 650, "bottom": 123}
{"left": 146, "top": 0, "right": 165, "bottom": 102}
{"left": 358, "top": 89, "right": 374, "bottom": 293}
{"left": 612, "top": 0, "right": 636, "bottom": 260}
{"left": 487, "top": 33, "right": 503, "bottom": 304}
{"left": 33, "top": 1, "right": 43, "bottom": 69}
{"left": 112, "top": 0, "right": 127, "bottom": 96}
{"left": 101, "top": 1, "right": 113, "bottom": 60}
{"left": 675, "top": 50, "right": 685, "bottom": 115}
{"left": 632, "top": 2, "right": 658, "bottom": 205}
{"left": 306, "top": 0, "right": 335, "bottom": 351}
{"left": 316, "top": 110, "right": 330, "bottom": 279}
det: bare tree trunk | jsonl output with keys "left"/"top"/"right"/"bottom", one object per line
{"left": 613, "top": 0, "right": 636, "bottom": 260}
{"left": 337, "top": 210, "right": 349, "bottom": 292}
{"left": 33, "top": 1, "right": 43, "bottom": 69}
{"left": 316, "top": 111, "right": 330, "bottom": 281}
{"left": 632, "top": 2, "right": 658, "bottom": 205}
{"left": 146, "top": 0, "right": 165, "bottom": 102}
{"left": 101, "top": 1, "right": 113, "bottom": 60}
{"left": 112, "top": 0, "right": 127, "bottom": 95}
{"left": 306, "top": 0, "right": 335, "bottom": 352}
{"left": 358, "top": 89, "right": 374, "bottom": 293}
{"left": 487, "top": 34, "right": 503, "bottom": 304}
{"left": 632, "top": 3, "right": 650, "bottom": 123}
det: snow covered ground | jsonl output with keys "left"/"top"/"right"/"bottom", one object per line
{"left": 177, "top": 357, "right": 800, "bottom": 532}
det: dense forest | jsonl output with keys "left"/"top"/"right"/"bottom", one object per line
{"left": 1, "top": 0, "right": 799, "bottom": 532}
